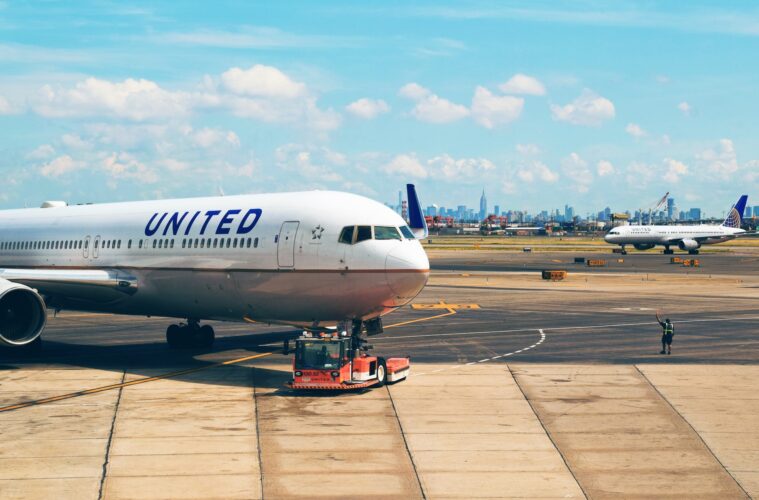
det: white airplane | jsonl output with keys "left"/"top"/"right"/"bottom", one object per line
{"left": 604, "top": 195, "right": 748, "bottom": 255}
{"left": 0, "top": 184, "right": 430, "bottom": 350}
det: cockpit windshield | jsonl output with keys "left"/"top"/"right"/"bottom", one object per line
{"left": 338, "top": 225, "right": 415, "bottom": 244}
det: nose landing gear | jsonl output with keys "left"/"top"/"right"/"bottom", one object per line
{"left": 166, "top": 320, "right": 215, "bottom": 349}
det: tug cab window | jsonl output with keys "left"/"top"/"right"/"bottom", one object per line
{"left": 338, "top": 226, "right": 354, "bottom": 244}
{"left": 374, "top": 226, "right": 401, "bottom": 240}
{"left": 355, "top": 225, "right": 372, "bottom": 243}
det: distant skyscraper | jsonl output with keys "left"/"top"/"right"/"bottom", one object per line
{"left": 753, "top": 206, "right": 759, "bottom": 218}
{"left": 746, "top": 206, "right": 753, "bottom": 218}
{"left": 493, "top": 205, "right": 500, "bottom": 216}
{"left": 564, "top": 204, "right": 575, "bottom": 221}
{"left": 667, "top": 197, "right": 675, "bottom": 220}
{"left": 479, "top": 189, "right": 488, "bottom": 220}
{"left": 689, "top": 208, "right": 701, "bottom": 221}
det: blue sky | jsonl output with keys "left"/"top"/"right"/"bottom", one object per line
{"left": 1, "top": 1, "right": 759, "bottom": 217}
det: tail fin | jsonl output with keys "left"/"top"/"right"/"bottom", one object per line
{"left": 406, "top": 183, "right": 428, "bottom": 239}
{"left": 722, "top": 195, "right": 748, "bottom": 228}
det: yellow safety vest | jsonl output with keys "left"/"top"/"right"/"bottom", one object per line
{"left": 664, "top": 323, "right": 673, "bottom": 335}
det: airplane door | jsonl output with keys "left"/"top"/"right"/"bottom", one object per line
{"left": 93, "top": 235, "right": 101, "bottom": 258}
{"left": 277, "top": 221, "right": 299, "bottom": 268}
{"left": 83, "top": 236, "right": 91, "bottom": 258}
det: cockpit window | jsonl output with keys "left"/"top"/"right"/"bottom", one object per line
{"left": 355, "top": 225, "right": 372, "bottom": 243}
{"left": 338, "top": 226, "right": 355, "bottom": 244}
{"left": 375, "top": 226, "right": 401, "bottom": 240}
{"left": 400, "top": 226, "right": 415, "bottom": 239}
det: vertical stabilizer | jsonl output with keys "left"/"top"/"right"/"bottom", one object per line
{"left": 722, "top": 195, "right": 748, "bottom": 228}
{"left": 406, "top": 184, "right": 428, "bottom": 239}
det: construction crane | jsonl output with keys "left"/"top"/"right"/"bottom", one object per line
{"left": 639, "top": 192, "right": 669, "bottom": 225}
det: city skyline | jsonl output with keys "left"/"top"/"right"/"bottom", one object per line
{"left": 1, "top": 2, "right": 759, "bottom": 215}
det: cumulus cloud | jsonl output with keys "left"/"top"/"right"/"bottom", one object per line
{"left": 26, "top": 144, "right": 55, "bottom": 160}
{"left": 561, "top": 152, "right": 593, "bottom": 192}
{"left": 428, "top": 154, "right": 495, "bottom": 180}
{"left": 498, "top": 73, "right": 546, "bottom": 95}
{"left": 550, "top": 89, "right": 615, "bottom": 126}
{"left": 0, "top": 95, "right": 15, "bottom": 114}
{"left": 625, "top": 122, "right": 647, "bottom": 138}
{"left": 275, "top": 144, "right": 346, "bottom": 182}
{"left": 187, "top": 127, "right": 240, "bottom": 149}
{"left": 663, "top": 158, "right": 688, "bottom": 183}
{"left": 102, "top": 152, "right": 158, "bottom": 184}
{"left": 516, "top": 143, "right": 541, "bottom": 156}
{"left": 597, "top": 160, "right": 615, "bottom": 176}
{"left": 697, "top": 139, "right": 738, "bottom": 178}
{"left": 220, "top": 64, "right": 305, "bottom": 98}
{"left": 384, "top": 154, "right": 428, "bottom": 179}
{"left": 470, "top": 86, "right": 523, "bottom": 128}
{"left": 399, "top": 82, "right": 469, "bottom": 124}
{"left": 678, "top": 101, "right": 692, "bottom": 115}
{"left": 517, "top": 160, "right": 559, "bottom": 183}
{"left": 33, "top": 78, "right": 191, "bottom": 121}
{"left": 40, "top": 155, "right": 82, "bottom": 178}
{"left": 345, "top": 98, "right": 390, "bottom": 119}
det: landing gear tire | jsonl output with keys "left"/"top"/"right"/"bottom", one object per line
{"left": 166, "top": 323, "right": 214, "bottom": 349}
{"left": 198, "top": 325, "right": 215, "bottom": 348}
{"left": 166, "top": 324, "right": 183, "bottom": 349}
{"left": 663, "top": 248, "right": 674, "bottom": 255}
{"left": 688, "top": 250, "right": 700, "bottom": 255}
{"left": 376, "top": 358, "right": 387, "bottom": 387}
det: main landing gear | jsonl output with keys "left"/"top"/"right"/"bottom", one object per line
{"left": 166, "top": 320, "right": 215, "bottom": 349}
{"left": 688, "top": 249, "right": 700, "bottom": 255}
{"left": 663, "top": 246, "right": 674, "bottom": 255}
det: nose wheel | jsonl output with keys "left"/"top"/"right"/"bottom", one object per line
{"left": 166, "top": 321, "right": 215, "bottom": 349}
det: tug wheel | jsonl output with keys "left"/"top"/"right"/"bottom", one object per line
{"left": 376, "top": 358, "right": 387, "bottom": 387}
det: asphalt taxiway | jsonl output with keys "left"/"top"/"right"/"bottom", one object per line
{"left": 1, "top": 253, "right": 759, "bottom": 498}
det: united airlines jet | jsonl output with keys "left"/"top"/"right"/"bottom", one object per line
{"left": 604, "top": 195, "right": 748, "bottom": 255}
{"left": 0, "top": 185, "right": 430, "bottom": 350}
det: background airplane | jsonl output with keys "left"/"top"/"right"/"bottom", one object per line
{"left": 604, "top": 195, "right": 748, "bottom": 255}
{"left": 0, "top": 185, "right": 430, "bottom": 351}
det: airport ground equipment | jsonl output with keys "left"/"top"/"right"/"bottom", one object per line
{"left": 542, "top": 270, "right": 567, "bottom": 281}
{"left": 587, "top": 259, "right": 607, "bottom": 267}
{"left": 287, "top": 330, "right": 410, "bottom": 390}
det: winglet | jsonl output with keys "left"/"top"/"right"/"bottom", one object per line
{"left": 722, "top": 195, "right": 748, "bottom": 228}
{"left": 406, "top": 183, "right": 428, "bottom": 239}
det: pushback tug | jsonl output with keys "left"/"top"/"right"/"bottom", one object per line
{"left": 286, "top": 323, "right": 410, "bottom": 390}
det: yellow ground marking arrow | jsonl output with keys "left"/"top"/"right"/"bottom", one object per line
{"left": 411, "top": 300, "right": 480, "bottom": 310}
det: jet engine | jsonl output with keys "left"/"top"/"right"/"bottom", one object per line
{"left": 0, "top": 278, "right": 47, "bottom": 347}
{"left": 633, "top": 243, "right": 656, "bottom": 251}
{"left": 678, "top": 239, "right": 701, "bottom": 251}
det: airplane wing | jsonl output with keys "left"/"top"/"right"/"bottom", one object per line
{"left": 0, "top": 268, "right": 138, "bottom": 303}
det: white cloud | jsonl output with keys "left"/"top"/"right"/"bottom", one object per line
{"left": 550, "top": 89, "right": 615, "bottom": 126}
{"left": 384, "top": 154, "right": 428, "bottom": 179}
{"left": 663, "top": 158, "right": 688, "bottom": 183}
{"left": 40, "top": 155, "right": 82, "bottom": 178}
{"left": 678, "top": 101, "right": 692, "bottom": 115}
{"left": 428, "top": 154, "right": 495, "bottom": 180}
{"left": 61, "top": 133, "right": 91, "bottom": 150}
{"left": 597, "top": 160, "right": 615, "bottom": 176}
{"left": 470, "top": 86, "right": 523, "bottom": 128}
{"left": 561, "top": 152, "right": 593, "bottom": 192}
{"left": 188, "top": 127, "right": 240, "bottom": 148}
{"left": 625, "top": 122, "right": 647, "bottom": 138}
{"left": 399, "top": 82, "right": 431, "bottom": 100}
{"left": 345, "top": 98, "right": 390, "bottom": 119}
{"left": 274, "top": 144, "right": 345, "bottom": 182}
{"left": 625, "top": 161, "right": 656, "bottom": 186}
{"left": 498, "top": 73, "right": 546, "bottom": 95}
{"left": 516, "top": 143, "right": 541, "bottom": 156}
{"left": 697, "top": 139, "right": 738, "bottom": 178}
{"left": 518, "top": 160, "right": 559, "bottom": 183}
{"left": 33, "top": 77, "right": 190, "bottom": 121}
{"left": 399, "top": 83, "right": 469, "bottom": 124}
{"left": 26, "top": 144, "right": 55, "bottom": 160}
{"left": 102, "top": 152, "right": 158, "bottom": 184}
{"left": 220, "top": 64, "right": 305, "bottom": 98}
{"left": 0, "top": 95, "right": 15, "bottom": 114}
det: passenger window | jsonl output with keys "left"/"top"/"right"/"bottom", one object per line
{"left": 128, "top": 240, "right": 132, "bottom": 249}
{"left": 374, "top": 226, "right": 401, "bottom": 240}
{"left": 201, "top": 239, "right": 205, "bottom": 249}
{"left": 170, "top": 239, "right": 174, "bottom": 249}
{"left": 254, "top": 237, "right": 258, "bottom": 248}
{"left": 339, "top": 226, "right": 355, "bottom": 244}
{"left": 139, "top": 240, "right": 143, "bottom": 249}
{"left": 400, "top": 226, "right": 415, "bottom": 239}
{"left": 355, "top": 225, "right": 372, "bottom": 243}
{"left": 153, "top": 240, "right": 157, "bottom": 249}
{"left": 226, "top": 239, "right": 231, "bottom": 248}
{"left": 233, "top": 238, "right": 238, "bottom": 248}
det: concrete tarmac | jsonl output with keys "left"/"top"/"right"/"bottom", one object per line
{"left": 1, "top": 254, "right": 759, "bottom": 499}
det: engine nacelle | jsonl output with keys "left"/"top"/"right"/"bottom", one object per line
{"left": 0, "top": 278, "right": 47, "bottom": 347}
{"left": 633, "top": 243, "right": 656, "bottom": 251}
{"left": 678, "top": 239, "right": 701, "bottom": 251}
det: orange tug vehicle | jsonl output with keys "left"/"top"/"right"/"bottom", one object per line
{"left": 286, "top": 329, "right": 410, "bottom": 390}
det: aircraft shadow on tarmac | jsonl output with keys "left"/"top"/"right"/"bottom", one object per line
{"left": 0, "top": 330, "right": 303, "bottom": 392}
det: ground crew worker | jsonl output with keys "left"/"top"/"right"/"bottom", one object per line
{"left": 656, "top": 312, "right": 674, "bottom": 355}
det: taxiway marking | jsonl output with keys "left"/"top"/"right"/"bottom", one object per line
{"left": 385, "top": 307, "right": 457, "bottom": 329}
{"left": 0, "top": 351, "right": 273, "bottom": 413}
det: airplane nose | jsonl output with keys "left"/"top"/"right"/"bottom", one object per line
{"left": 604, "top": 234, "right": 613, "bottom": 243}
{"left": 385, "top": 242, "right": 429, "bottom": 302}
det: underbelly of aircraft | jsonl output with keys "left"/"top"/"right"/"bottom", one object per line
{"left": 49, "top": 268, "right": 429, "bottom": 326}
